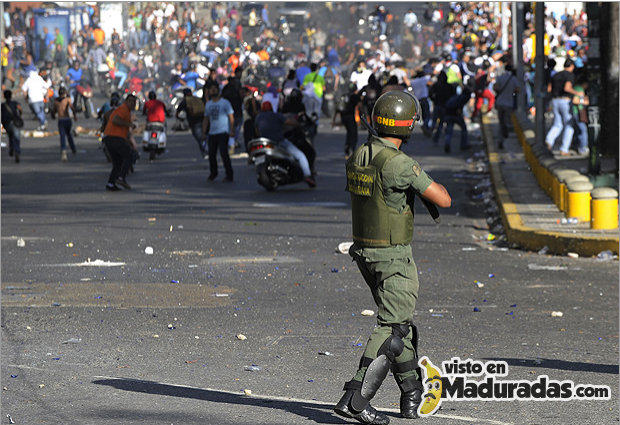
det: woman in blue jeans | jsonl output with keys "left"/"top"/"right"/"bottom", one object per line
{"left": 52, "top": 87, "right": 77, "bottom": 161}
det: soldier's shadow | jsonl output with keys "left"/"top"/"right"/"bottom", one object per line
{"left": 93, "top": 377, "right": 350, "bottom": 424}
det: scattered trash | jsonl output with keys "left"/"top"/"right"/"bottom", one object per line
{"left": 354, "top": 342, "right": 363, "bottom": 347}
{"left": 461, "top": 247, "right": 477, "bottom": 251}
{"left": 596, "top": 250, "right": 616, "bottom": 261}
{"left": 473, "top": 307, "right": 481, "bottom": 312}
{"left": 152, "top": 334, "right": 160, "bottom": 338}
{"left": 506, "top": 311, "right": 514, "bottom": 316}
{"left": 66, "top": 242, "right": 74, "bottom": 248}
{"left": 10, "top": 375, "right": 17, "bottom": 378}
{"left": 318, "top": 351, "right": 333, "bottom": 356}
{"left": 431, "top": 313, "right": 444, "bottom": 317}
{"left": 214, "top": 293, "right": 229, "bottom": 297}
{"left": 510, "top": 304, "right": 517, "bottom": 307}
{"left": 236, "top": 334, "right": 247, "bottom": 341}
{"left": 16, "top": 238, "right": 25, "bottom": 248}
{"left": 361, "top": 309, "right": 375, "bottom": 316}
{"left": 7, "top": 414, "right": 15, "bottom": 424}
{"left": 144, "top": 246, "right": 154, "bottom": 255}
{"left": 331, "top": 268, "right": 339, "bottom": 273}
{"left": 528, "top": 264, "right": 567, "bottom": 271}
{"left": 551, "top": 311, "right": 564, "bottom": 317}
{"left": 167, "top": 324, "right": 176, "bottom": 330}
{"left": 488, "top": 273, "right": 495, "bottom": 278}
{"left": 307, "top": 379, "right": 314, "bottom": 382}
{"left": 26, "top": 326, "right": 31, "bottom": 331}
{"left": 244, "top": 389, "right": 252, "bottom": 395}
{"left": 486, "top": 234, "right": 496, "bottom": 241}
{"left": 51, "top": 302, "right": 61, "bottom": 307}
{"left": 537, "top": 246, "right": 549, "bottom": 255}
{"left": 194, "top": 336, "right": 200, "bottom": 339}
{"left": 148, "top": 217, "right": 157, "bottom": 222}
{"left": 170, "top": 280, "right": 179, "bottom": 284}
{"left": 474, "top": 281, "right": 484, "bottom": 288}
{"left": 559, "top": 217, "right": 579, "bottom": 225}
{"left": 567, "top": 252, "right": 579, "bottom": 259}
{"left": 38, "top": 384, "right": 45, "bottom": 388}
{"left": 337, "top": 242, "right": 354, "bottom": 254}
{"left": 61, "top": 338, "right": 81, "bottom": 344}
{"left": 178, "top": 225, "right": 184, "bottom": 229}
{"left": 533, "top": 358, "right": 543, "bottom": 365}
{"left": 169, "top": 225, "right": 173, "bottom": 232}
{"left": 244, "top": 365, "right": 261, "bottom": 372}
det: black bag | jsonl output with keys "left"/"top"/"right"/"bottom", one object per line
{"left": 7, "top": 102, "right": 24, "bottom": 128}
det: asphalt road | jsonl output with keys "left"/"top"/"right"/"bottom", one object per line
{"left": 1, "top": 118, "right": 618, "bottom": 425}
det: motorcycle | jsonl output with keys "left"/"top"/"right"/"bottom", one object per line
{"left": 142, "top": 122, "right": 167, "bottom": 161}
{"left": 248, "top": 113, "right": 316, "bottom": 191}
{"left": 170, "top": 88, "right": 189, "bottom": 131}
{"left": 248, "top": 137, "right": 306, "bottom": 191}
{"left": 73, "top": 82, "right": 95, "bottom": 118}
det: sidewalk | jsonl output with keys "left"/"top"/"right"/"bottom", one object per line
{"left": 481, "top": 114, "right": 619, "bottom": 257}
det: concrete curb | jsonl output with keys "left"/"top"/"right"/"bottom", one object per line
{"left": 481, "top": 115, "right": 619, "bottom": 257}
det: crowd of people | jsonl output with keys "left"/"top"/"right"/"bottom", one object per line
{"left": 1, "top": 2, "right": 591, "bottom": 180}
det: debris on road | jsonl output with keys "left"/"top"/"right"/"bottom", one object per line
{"left": 331, "top": 268, "right": 339, "bottom": 273}
{"left": 16, "top": 238, "right": 25, "bottom": 248}
{"left": 473, "top": 307, "right": 481, "bottom": 312}
{"left": 39, "top": 384, "right": 45, "bottom": 388}
{"left": 167, "top": 324, "right": 176, "bottom": 330}
{"left": 61, "top": 338, "right": 81, "bottom": 344}
{"left": 474, "top": 281, "right": 484, "bottom": 288}
{"left": 148, "top": 217, "right": 157, "bottom": 222}
{"left": 214, "top": 293, "right": 229, "bottom": 297}
{"left": 153, "top": 334, "right": 160, "bottom": 338}
{"left": 596, "top": 250, "right": 616, "bottom": 261}
{"left": 361, "top": 309, "right": 374, "bottom": 316}
{"left": 488, "top": 273, "right": 495, "bottom": 278}
{"left": 318, "top": 351, "right": 333, "bottom": 356}
{"left": 551, "top": 311, "right": 564, "bottom": 317}
{"left": 537, "top": 246, "right": 549, "bottom": 255}
{"left": 337, "top": 242, "right": 354, "bottom": 254}
{"left": 558, "top": 217, "right": 579, "bottom": 225}
{"left": 486, "top": 234, "right": 496, "bottom": 241}
{"left": 7, "top": 414, "right": 15, "bottom": 424}
{"left": 567, "top": 252, "right": 579, "bottom": 259}
{"left": 528, "top": 264, "right": 568, "bottom": 271}
{"left": 461, "top": 247, "right": 477, "bottom": 251}
{"left": 145, "top": 246, "right": 154, "bottom": 255}
{"left": 244, "top": 389, "right": 252, "bottom": 395}
{"left": 236, "top": 334, "right": 247, "bottom": 341}
{"left": 244, "top": 365, "right": 261, "bottom": 372}
{"left": 170, "top": 280, "right": 179, "bottom": 284}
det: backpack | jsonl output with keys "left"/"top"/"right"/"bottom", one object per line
{"left": 185, "top": 96, "right": 205, "bottom": 118}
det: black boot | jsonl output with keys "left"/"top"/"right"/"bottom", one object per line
{"left": 334, "top": 389, "right": 390, "bottom": 424}
{"left": 400, "top": 388, "right": 423, "bottom": 419}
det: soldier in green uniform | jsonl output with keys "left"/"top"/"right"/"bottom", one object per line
{"left": 334, "top": 91, "right": 451, "bottom": 424}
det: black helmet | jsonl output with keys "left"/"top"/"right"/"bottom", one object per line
{"left": 371, "top": 90, "right": 421, "bottom": 138}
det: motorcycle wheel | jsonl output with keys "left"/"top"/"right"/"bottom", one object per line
{"left": 257, "top": 165, "right": 277, "bottom": 191}
{"left": 84, "top": 99, "right": 93, "bottom": 119}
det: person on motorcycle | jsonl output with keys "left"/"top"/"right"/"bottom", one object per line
{"left": 66, "top": 61, "right": 84, "bottom": 103}
{"left": 181, "top": 62, "right": 200, "bottom": 91}
{"left": 255, "top": 101, "right": 316, "bottom": 188}
{"left": 280, "top": 87, "right": 318, "bottom": 174}
{"left": 131, "top": 61, "right": 154, "bottom": 93}
{"left": 143, "top": 91, "right": 166, "bottom": 124}
{"left": 85, "top": 40, "right": 107, "bottom": 89}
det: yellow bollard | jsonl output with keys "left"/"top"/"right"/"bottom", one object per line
{"left": 556, "top": 170, "right": 581, "bottom": 212}
{"left": 591, "top": 187, "right": 619, "bottom": 230}
{"left": 564, "top": 175, "right": 590, "bottom": 213}
{"left": 567, "top": 180, "right": 594, "bottom": 222}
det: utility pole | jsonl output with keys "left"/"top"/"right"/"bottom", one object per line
{"left": 501, "top": 2, "right": 509, "bottom": 51}
{"left": 511, "top": 2, "right": 525, "bottom": 116}
{"left": 534, "top": 2, "right": 545, "bottom": 148}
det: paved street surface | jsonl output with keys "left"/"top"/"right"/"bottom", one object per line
{"left": 2, "top": 122, "right": 618, "bottom": 425}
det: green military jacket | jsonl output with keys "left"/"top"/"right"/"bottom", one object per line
{"left": 348, "top": 135, "right": 433, "bottom": 261}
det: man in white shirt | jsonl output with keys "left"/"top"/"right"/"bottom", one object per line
{"left": 350, "top": 61, "right": 373, "bottom": 91}
{"left": 22, "top": 71, "right": 50, "bottom": 130}
{"left": 411, "top": 70, "right": 432, "bottom": 132}
{"left": 404, "top": 9, "right": 418, "bottom": 28}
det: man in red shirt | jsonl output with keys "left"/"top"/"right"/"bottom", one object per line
{"left": 143, "top": 91, "right": 166, "bottom": 123}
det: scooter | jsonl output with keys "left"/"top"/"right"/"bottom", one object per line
{"left": 142, "top": 122, "right": 167, "bottom": 161}
{"left": 248, "top": 137, "right": 308, "bottom": 191}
